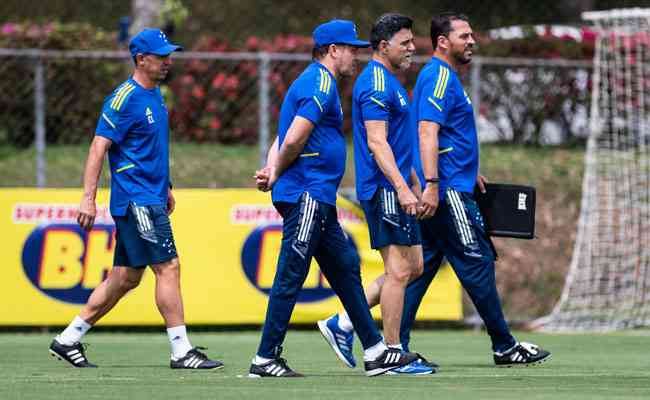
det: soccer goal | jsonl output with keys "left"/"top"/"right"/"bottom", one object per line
{"left": 541, "top": 8, "right": 650, "bottom": 332}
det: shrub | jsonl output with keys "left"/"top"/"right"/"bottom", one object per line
{"left": 0, "top": 22, "right": 124, "bottom": 147}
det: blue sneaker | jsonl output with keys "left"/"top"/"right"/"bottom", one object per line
{"left": 317, "top": 314, "right": 356, "bottom": 368}
{"left": 385, "top": 360, "right": 435, "bottom": 375}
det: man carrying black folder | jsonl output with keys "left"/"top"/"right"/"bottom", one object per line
{"left": 407, "top": 12, "right": 551, "bottom": 367}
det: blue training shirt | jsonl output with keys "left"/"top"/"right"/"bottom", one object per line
{"left": 352, "top": 60, "right": 413, "bottom": 201}
{"left": 412, "top": 57, "right": 479, "bottom": 199}
{"left": 95, "top": 78, "right": 171, "bottom": 216}
{"left": 271, "top": 62, "right": 346, "bottom": 206}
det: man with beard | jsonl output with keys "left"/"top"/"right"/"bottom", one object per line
{"left": 407, "top": 12, "right": 551, "bottom": 367}
{"left": 318, "top": 14, "right": 434, "bottom": 375}
{"left": 250, "top": 19, "right": 418, "bottom": 377}
{"left": 49, "top": 29, "right": 223, "bottom": 370}
{"left": 320, "top": 12, "right": 552, "bottom": 369}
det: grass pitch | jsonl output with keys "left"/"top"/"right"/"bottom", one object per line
{"left": 2, "top": 330, "right": 649, "bottom": 400}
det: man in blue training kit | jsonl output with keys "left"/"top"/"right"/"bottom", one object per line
{"left": 250, "top": 19, "right": 418, "bottom": 378}
{"left": 408, "top": 12, "right": 551, "bottom": 367}
{"left": 49, "top": 28, "right": 222, "bottom": 370}
{"left": 318, "top": 14, "right": 433, "bottom": 375}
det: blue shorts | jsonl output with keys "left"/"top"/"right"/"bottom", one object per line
{"left": 360, "top": 187, "right": 421, "bottom": 250}
{"left": 113, "top": 203, "right": 178, "bottom": 268}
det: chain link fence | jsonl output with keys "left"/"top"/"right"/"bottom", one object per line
{"left": 0, "top": 49, "right": 592, "bottom": 187}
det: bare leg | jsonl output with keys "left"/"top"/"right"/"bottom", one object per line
{"left": 150, "top": 257, "right": 184, "bottom": 327}
{"left": 79, "top": 266, "right": 145, "bottom": 325}
{"left": 365, "top": 274, "right": 385, "bottom": 308}
{"left": 379, "top": 245, "right": 423, "bottom": 345}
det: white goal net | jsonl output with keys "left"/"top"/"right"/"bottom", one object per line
{"left": 543, "top": 8, "right": 650, "bottom": 331}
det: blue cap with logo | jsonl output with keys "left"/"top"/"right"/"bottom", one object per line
{"left": 313, "top": 20, "right": 370, "bottom": 48}
{"left": 129, "top": 28, "right": 183, "bottom": 58}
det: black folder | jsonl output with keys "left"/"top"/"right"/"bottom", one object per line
{"left": 473, "top": 183, "right": 536, "bottom": 239}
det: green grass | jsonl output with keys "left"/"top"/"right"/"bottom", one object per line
{"left": 3, "top": 330, "right": 649, "bottom": 400}
{"left": 0, "top": 143, "right": 260, "bottom": 188}
{"left": 0, "top": 142, "right": 583, "bottom": 191}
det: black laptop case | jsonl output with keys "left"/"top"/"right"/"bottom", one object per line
{"left": 473, "top": 183, "right": 536, "bottom": 239}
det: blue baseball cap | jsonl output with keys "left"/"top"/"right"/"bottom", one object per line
{"left": 313, "top": 20, "right": 370, "bottom": 48}
{"left": 129, "top": 28, "right": 183, "bottom": 58}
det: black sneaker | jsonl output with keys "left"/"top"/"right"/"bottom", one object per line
{"left": 49, "top": 339, "right": 97, "bottom": 368}
{"left": 248, "top": 357, "right": 304, "bottom": 378}
{"left": 415, "top": 352, "right": 440, "bottom": 370}
{"left": 494, "top": 342, "right": 551, "bottom": 367}
{"left": 170, "top": 347, "right": 224, "bottom": 370}
{"left": 364, "top": 348, "right": 418, "bottom": 377}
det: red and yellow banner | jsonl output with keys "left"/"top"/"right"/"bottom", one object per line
{"left": 1, "top": 189, "right": 461, "bottom": 325}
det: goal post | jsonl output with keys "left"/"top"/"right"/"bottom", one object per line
{"left": 540, "top": 8, "right": 650, "bottom": 332}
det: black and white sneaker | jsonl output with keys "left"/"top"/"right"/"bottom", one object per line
{"left": 364, "top": 348, "right": 418, "bottom": 377}
{"left": 49, "top": 339, "right": 97, "bottom": 368}
{"left": 494, "top": 342, "right": 551, "bottom": 367}
{"left": 170, "top": 347, "right": 224, "bottom": 370}
{"left": 248, "top": 355, "right": 303, "bottom": 378}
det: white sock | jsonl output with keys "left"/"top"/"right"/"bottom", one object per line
{"left": 56, "top": 316, "right": 92, "bottom": 346}
{"left": 167, "top": 325, "right": 193, "bottom": 360}
{"left": 388, "top": 343, "right": 403, "bottom": 350}
{"left": 253, "top": 355, "right": 273, "bottom": 365}
{"left": 363, "top": 341, "right": 388, "bottom": 361}
{"left": 337, "top": 312, "right": 354, "bottom": 333}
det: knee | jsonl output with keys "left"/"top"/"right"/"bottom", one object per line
{"left": 114, "top": 272, "right": 141, "bottom": 293}
{"left": 154, "top": 258, "right": 181, "bottom": 280}
{"left": 388, "top": 263, "right": 412, "bottom": 285}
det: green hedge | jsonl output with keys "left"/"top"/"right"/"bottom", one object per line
{"left": 1, "top": 21, "right": 595, "bottom": 146}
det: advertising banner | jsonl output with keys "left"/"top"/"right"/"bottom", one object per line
{"left": 2, "top": 189, "right": 461, "bottom": 325}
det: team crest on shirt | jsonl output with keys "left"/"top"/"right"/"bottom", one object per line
{"left": 397, "top": 91, "right": 407, "bottom": 107}
{"left": 463, "top": 89, "right": 472, "bottom": 105}
{"left": 146, "top": 107, "right": 155, "bottom": 124}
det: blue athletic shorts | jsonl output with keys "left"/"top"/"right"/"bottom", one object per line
{"left": 360, "top": 187, "right": 421, "bottom": 250}
{"left": 113, "top": 202, "right": 178, "bottom": 268}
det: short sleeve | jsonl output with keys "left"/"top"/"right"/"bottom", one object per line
{"left": 95, "top": 85, "right": 137, "bottom": 144}
{"left": 295, "top": 68, "right": 333, "bottom": 125}
{"left": 95, "top": 106, "right": 135, "bottom": 144}
{"left": 359, "top": 65, "right": 391, "bottom": 122}
{"left": 418, "top": 64, "right": 453, "bottom": 125}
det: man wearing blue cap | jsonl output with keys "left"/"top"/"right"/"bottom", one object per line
{"left": 250, "top": 19, "right": 418, "bottom": 377}
{"left": 317, "top": 13, "right": 434, "bottom": 376}
{"left": 49, "top": 28, "right": 223, "bottom": 370}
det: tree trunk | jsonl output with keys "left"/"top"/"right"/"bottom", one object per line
{"left": 130, "top": 0, "right": 164, "bottom": 36}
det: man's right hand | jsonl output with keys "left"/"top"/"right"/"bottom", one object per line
{"left": 418, "top": 185, "right": 438, "bottom": 219}
{"left": 77, "top": 196, "right": 97, "bottom": 231}
{"left": 254, "top": 166, "right": 277, "bottom": 192}
{"left": 397, "top": 186, "right": 419, "bottom": 217}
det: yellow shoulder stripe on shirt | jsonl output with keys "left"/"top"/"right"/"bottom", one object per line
{"left": 427, "top": 97, "right": 443, "bottom": 112}
{"left": 433, "top": 65, "right": 450, "bottom": 99}
{"left": 370, "top": 96, "right": 386, "bottom": 108}
{"left": 319, "top": 69, "right": 331, "bottom": 94}
{"left": 312, "top": 96, "right": 324, "bottom": 113}
{"left": 110, "top": 83, "right": 135, "bottom": 111}
{"left": 373, "top": 66, "right": 385, "bottom": 92}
